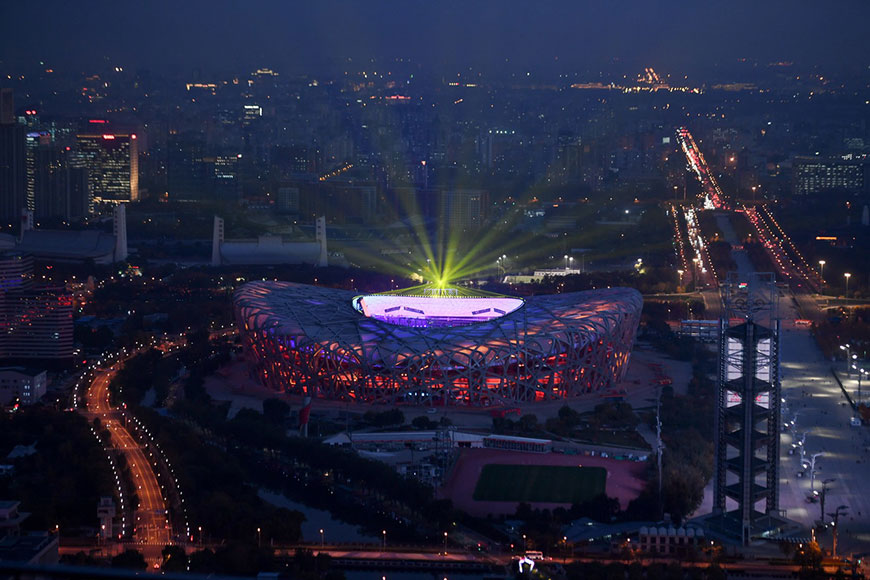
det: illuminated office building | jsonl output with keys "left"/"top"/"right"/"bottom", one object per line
{"left": 75, "top": 131, "right": 138, "bottom": 204}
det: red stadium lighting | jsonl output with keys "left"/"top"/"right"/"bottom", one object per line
{"left": 235, "top": 282, "right": 642, "bottom": 407}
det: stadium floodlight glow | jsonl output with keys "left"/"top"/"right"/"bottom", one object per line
{"left": 235, "top": 282, "right": 642, "bottom": 407}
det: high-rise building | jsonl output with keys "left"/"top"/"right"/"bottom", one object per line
{"left": 167, "top": 135, "right": 207, "bottom": 201}
{"left": 211, "top": 154, "right": 242, "bottom": 201}
{"left": 271, "top": 145, "right": 316, "bottom": 178}
{"left": 0, "top": 252, "right": 73, "bottom": 365}
{"left": 0, "top": 90, "right": 26, "bottom": 226}
{"left": 75, "top": 131, "right": 138, "bottom": 204}
{"left": 0, "top": 252, "right": 33, "bottom": 292}
{"left": 167, "top": 136, "right": 241, "bottom": 202}
{"left": 25, "top": 133, "right": 90, "bottom": 220}
{"left": 275, "top": 185, "right": 300, "bottom": 214}
{"left": 439, "top": 189, "right": 487, "bottom": 230}
{"left": 24, "top": 132, "right": 48, "bottom": 213}
{"left": 0, "top": 89, "right": 13, "bottom": 125}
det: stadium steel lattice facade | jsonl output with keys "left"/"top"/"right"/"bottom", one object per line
{"left": 234, "top": 281, "right": 642, "bottom": 407}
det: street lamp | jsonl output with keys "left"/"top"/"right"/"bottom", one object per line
{"left": 522, "top": 534, "right": 527, "bottom": 552}
{"left": 861, "top": 368, "right": 868, "bottom": 408}
{"left": 852, "top": 365, "right": 865, "bottom": 409}
{"left": 828, "top": 505, "right": 849, "bottom": 559}
{"left": 819, "top": 478, "right": 835, "bottom": 524}
{"left": 818, "top": 260, "right": 825, "bottom": 287}
{"left": 564, "top": 255, "right": 569, "bottom": 270}
{"left": 257, "top": 527, "right": 261, "bottom": 548}
{"left": 496, "top": 256, "right": 506, "bottom": 278}
{"left": 320, "top": 528, "right": 324, "bottom": 548}
{"left": 844, "top": 272, "right": 851, "bottom": 297}
{"left": 382, "top": 530, "right": 386, "bottom": 551}
{"left": 797, "top": 433, "right": 808, "bottom": 465}
{"left": 805, "top": 452, "right": 823, "bottom": 492}
{"left": 443, "top": 531, "right": 448, "bottom": 555}
{"left": 840, "top": 344, "right": 852, "bottom": 377}
{"left": 692, "top": 257, "right": 700, "bottom": 290}
{"left": 677, "top": 269, "right": 684, "bottom": 291}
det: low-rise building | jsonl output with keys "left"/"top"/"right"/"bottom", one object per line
{"left": 0, "top": 500, "right": 58, "bottom": 565}
{"left": 0, "top": 367, "right": 47, "bottom": 406}
{"left": 638, "top": 524, "right": 706, "bottom": 556}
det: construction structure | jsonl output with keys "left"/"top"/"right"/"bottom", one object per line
{"left": 211, "top": 215, "right": 328, "bottom": 267}
{"left": 708, "top": 272, "right": 786, "bottom": 544}
{"left": 11, "top": 206, "right": 127, "bottom": 264}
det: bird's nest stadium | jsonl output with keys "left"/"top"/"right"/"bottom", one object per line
{"left": 234, "top": 282, "right": 642, "bottom": 407}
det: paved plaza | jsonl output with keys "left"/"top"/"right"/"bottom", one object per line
{"left": 776, "top": 297, "right": 870, "bottom": 555}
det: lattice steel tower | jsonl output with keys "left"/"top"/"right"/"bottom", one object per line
{"left": 713, "top": 272, "right": 781, "bottom": 545}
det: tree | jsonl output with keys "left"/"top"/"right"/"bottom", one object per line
{"left": 162, "top": 544, "right": 188, "bottom": 572}
{"left": 111, "top": 549, "right": 147, "bottom": 570}
{"left": 706, "top": 564, "right": 727, "bottom": 580}
{"left": 518, "top": 414, "right": 539, "bottom": 433}
{"left": 411, "top": 416, "right": 436, "bottom": 430}
{"left": 61, "top": 551, "right": 100, "bottom": 567}
{"left": 188, "top": 548, "right": 217, "bottom": 573}
{"left": 558, "top": 405, "right": 582, "bottom": 427}
{"left": 214, "top": 543, "right": 275, "bottom": 576}
{"left": 263, "top": 398, "right": 291, "bottom": 426}
{"left": 362, "top": 409, "right": 405, "bottom": 427}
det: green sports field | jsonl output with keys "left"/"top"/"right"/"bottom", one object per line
{"left": 472, "top": 464, "right": 607, "bottom": 503}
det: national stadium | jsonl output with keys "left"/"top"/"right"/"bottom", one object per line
{"left": 234, "top": 281, "right": 642, "bottom": 407}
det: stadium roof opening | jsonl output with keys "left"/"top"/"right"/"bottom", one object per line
{"left": 353, "top": 284, "right": 524, "bottom": 328}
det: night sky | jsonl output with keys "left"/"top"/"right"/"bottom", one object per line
{"left": 2, "top": 0, "right": 870, "bottom": 74}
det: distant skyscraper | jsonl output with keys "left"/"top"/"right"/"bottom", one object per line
{"left": 167, "top": 135, "right": 241, "bottom": 202}
{"left": 211, "top": 154, "right": 242, "bottom": 201}
{"left": 275, "top": 185, "right": 300, "bottom": 214}
{"left": 167, "top": 135, "right": 207, "bottom": 201}
{"left": 75, "top": 131, "right": 139, "bottom": 204}
{"left": 26, "top": 132, "right": 90, "bottom": 220}
{"left": 0, "top": 89, "right": 13, "bottom": 125}
{"left": 439, "top": 189, "right": 488, "bottom": 230}
{"left": 112, "top": 204, "right": 128, "bottom": 262}
{"left": 24, "top": 131, "right": 48, "bottom": 212}
{"left": 0, "top": 90, "right": 26, "bottom": 227}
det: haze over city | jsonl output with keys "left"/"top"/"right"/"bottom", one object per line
{"left": 3, "top": 1, "right": 870, "bottom": 74}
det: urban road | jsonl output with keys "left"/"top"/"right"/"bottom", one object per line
{"left": 82, "top": 363, "right": 174, "bottom": 567}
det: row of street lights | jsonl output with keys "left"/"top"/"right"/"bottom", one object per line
{"left": 840, "top": 344, "right": 866, "bottom": 409}
{"left": 785, "top": 391, "right": 850, "bottom": 559}
{"left": 818, "top": 260, "right": 853, "bottom": 296}
{"left": 675, "top": 257, "right": 700, "bottom": 291}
